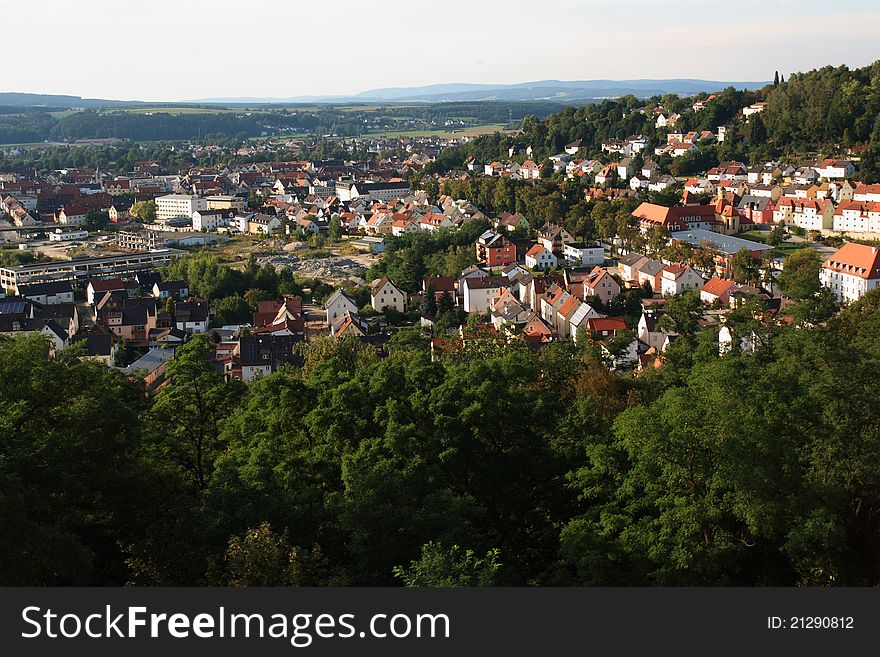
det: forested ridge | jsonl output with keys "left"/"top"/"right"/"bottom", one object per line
{"left": 429, "top": 61, "right": 880, "bottom": 176}
{"left": 3, "top": 287, "right": 880, "bottom": 586}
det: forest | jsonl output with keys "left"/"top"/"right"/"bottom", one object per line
{"left": 0, "top": 101, "right": 563, "bottom": 145}
{"left": 430, "top": 61, "right": 880, "bottom": 179}
{"left": 2, "top": 276, "right": 880, "bottom": 587}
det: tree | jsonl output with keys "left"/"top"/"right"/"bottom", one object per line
{"left": 730, "top": 247, "right": 760, "bottom": 285}
{"left": 148, "top": 335, "right": 244, "bottom": 489}
{"left": 657, "top": 289, "right": 704, "bottom": 342}
{"left": 213, "top": 295, "right": 251, "bottom": 325}
{"left": 327, "top": 216, "right": 343, "bottom": 241}
{"left": 746, "top": 114, "right": 768, "bottom": 145}
{"left": 84, "top": 209, "right": 109, "bottom": 232}
{"left": 130, "top": 199, "right": 156, "bottom": 223}
{"left": 0, "top": 335, "right": 150, "bottom": 585}
{"left": 222, "top": 522, "right": 343, "bottom": 587}
{"left": 393, "top": 542, "right": 503, "bottom": 587}
{"left": 778, "top": 248, "right": 821, "bottom": 301}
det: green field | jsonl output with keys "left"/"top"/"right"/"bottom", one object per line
{"left": 110, "top": 106, "right": 237, "bottom": 115}
{"left": 738, "top": 231, "right": 814, "bottom": 258}
{"left": 368, "top": 123, "right": 509, "bottom": 138}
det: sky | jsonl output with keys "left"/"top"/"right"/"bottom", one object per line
{"left": 3, "top": 0, "right": 879, "bottom": 101}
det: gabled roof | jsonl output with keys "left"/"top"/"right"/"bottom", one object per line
{"left": 324, "top": 290, "right": 356, "bottom": 310}
{"left": 701, "top": 277, "right": 737, "bottom": 297}
{"left": 822, "top": 243, "right": 880, "bottom": 280}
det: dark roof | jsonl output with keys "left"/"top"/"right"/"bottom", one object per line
{"left": 465, "top": 276, "right": 509, "bottom": 290}
{"left": 175, "top": 299, "right": 209, "bottom": 323}
{"left": 0, "top": 299, "right": 29, "bottom": 315}
{"left": 238, "top": 334, "right": 303, "bottom": 368}
{"left": 17, "top": 281, "right": 73, "bottom": 296}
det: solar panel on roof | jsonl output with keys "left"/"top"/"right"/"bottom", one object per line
{"left": 0, "top": 301, "right": 27, "bottom": 314}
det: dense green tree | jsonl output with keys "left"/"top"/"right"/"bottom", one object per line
{"left": 149, "top": 335, "right": 245, "bottom": 489}
{"left": 393, "top": 542, "right": 503, "bottom": 587}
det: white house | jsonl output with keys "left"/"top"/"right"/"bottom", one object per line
{"left": 370, "top": 277, "right": 407, "bottom": 313}
{"left": 156, "top": 194, "right": 207, "bottom": 223}
{"left": 525, "top": 244, "right": 557, "bottom": 271}
{"left": 324, "top": 289, "right": 358, "bottom": 324}
{"left": 563, "top": 242, "right": 604, "bottom": 268}
{"left": 463, "top": 276, "right": 509, "bottom": 314}
{"left": 659, "top": 264, "right": 704, "bottom": 296}
{"left": 820, "top": 243, "right": 880, "bottom": 303}
{"left": 814, "top": 159, "right": 855, "bottom": 180}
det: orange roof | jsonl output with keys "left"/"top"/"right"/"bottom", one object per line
{"left": 558, "top": 295, "right": 581, "bottom": 318}
{"left": 701, "top": 277, "right": 737, "bottom": 297}
{"left": 526, "top": 243, "right": 547, "bottom": 258}
{"left": 823, "top": 243, "right": 880, "bottom": 280}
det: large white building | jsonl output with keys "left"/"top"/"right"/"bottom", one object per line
{"left": 155, "top": 194, "right": 208, "bottom": 223}
{"left": 820, "top": 243, "right": 880, "bottom": 303}
{"left": 334, "top": 180, "right": 411, "bottom": 202}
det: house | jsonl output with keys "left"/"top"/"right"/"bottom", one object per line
{"left": 392, "top": 217, "right": 419, "bottom": 236}
{"left": 568, "top": 301, "right": 604, "bottom": 342}
{"left": 521, "top": 312, "right": 555, "bottom": 344}
{"left": 97, "top": 299, "right": 158, "bottom": 346}
{"left": 476, "top": 230, "right": 516, "bottom": 268}
{"left": 525, "top": 244, "right": 557, "bottom": 271}
{"left": 670, "top": 142, "right": 697, "bottom": 157}
{"left": 832, "top": 200, "right": 880, "bottom": 234}
{"left": 17, "top": 281, "right": 74, "bottom": 306}
{"left": 773, "top": 198, "right": 834, "bottom": 231}
{"left": 330, "top": 311, "right": 370, "bottom": 339}
{"left": 632, "top": 202, "right": 719, "bottom": 233}
{"left": 565, "top": 140, "right": 583, "bottom": 155}
{"left": 118, "top": 348, "right": 175, "bottom": 394}
{"left": 174, "top": 298, "right": 210, "bottom": 333}
{"left": 253, "top": 297, "right": 305, "bottom": 338}
{"left": 742, "top": 102, "right": 767, "bottom": 117}
{"left": 637, "top": 309, "right": 673, "bottom": 352}
{"left": 489, "top": 288, "right": 532, "bottom": 332}
{"left": 463, "top": 276, "right": 509, "bottom": 314}
{"left": 718, "top": 325, "right": 761, "bottom": 356}
{"left": 820, "top": 243, "right": 880, "bottom": 303}
{"left": 495, "top": 211, "right": 529, "bottom": 233}
{"left": 736, "top": 195, "right": 775, "bottom": 225}
{"left": 671, "top": 229, "right": 773, "bottom": 276}
{"left": 853, "top": 183, "right": 880, "bottom": 202}
{"left": 370, "top": 277, "right": 407, "bottom": 313}
{"left": 814, "top": 159, "right": 854, "bottom": 180}
{"left": 86, "top": 279, "right": 131, "bottom": 306}
{"left": 324, "top": 289, "right": 358, "bottom": 324}
{"left": 700, "top": 277, "right": 737, "bottom": 306}
{"left": 618, "top": 253, "right": 650, "bottom": 283}
{"left": 235, "top": 335, "right": 302, "bottom": 382}
{"left": 636, "top": 259, "right": 666, "bottom": 292}
{"left": 582, "top": 267, "right": 621, "bottom": 304}
{"left": 69, "top": 327, "right": 117, "bottom": 365}
{"left": 539, "top": 284, "right": 570, "bottom": 328}
{"left": 420, "top": 212, "right": 454, "bottom": 232}
{"left": 660, "top": 264, "right": 704, "bottom": 296}
{"left": 152, "top": 280, "right": 190, "bottom": 300}
{"left": 57, "top": 205, "right": 89, "bottom": 226}
{"left": 248, "top": 213, "right": 282, "bottom": 235}
{"left": 536, "top": 222, "right": 575, "bottom": 256}
{"left": 563, "top": 242, "right": 604, "bottom": 268}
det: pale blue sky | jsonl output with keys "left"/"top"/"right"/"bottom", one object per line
{"left": 3, "top": 0, "right": 878, "bottom": 100}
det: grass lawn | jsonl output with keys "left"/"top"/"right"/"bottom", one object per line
{"left": 737, "top": 230, "right": 815, "bottom": 258}
{"left": 368, "top": 123, "right": 509, "bottom": 138}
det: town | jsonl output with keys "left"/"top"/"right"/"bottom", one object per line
{"left": 3, "top": 54, "right": 880, "bottom": 590}
{"left": 1, "top": 91, "right": 878, "bottom": 389}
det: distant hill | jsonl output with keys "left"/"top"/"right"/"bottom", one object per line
{"left": 0, "top": 93, "right": 138, "bottom": 108}
{"left": 194, "top": 78, "right": 769, "bottom": 104}
{"left": 0, "top": 79, "right": 769, "bottom": 110}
